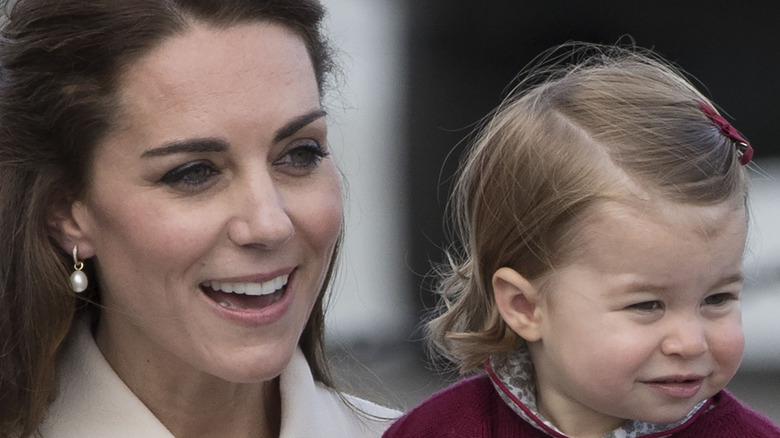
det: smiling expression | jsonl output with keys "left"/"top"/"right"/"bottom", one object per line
{"left": 69, "top": 22, "right": 342, "bottom": 385}
{"left": 528, "top": 199, "right": 746, "bottom": 433}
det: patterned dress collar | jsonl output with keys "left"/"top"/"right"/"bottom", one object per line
{"left": 486, "top": 347, "right": 711, "bottom": 438}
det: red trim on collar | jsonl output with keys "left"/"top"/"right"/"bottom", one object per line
{"left": 484, "top": 359, "right": 716, "bottom": 438}
{"left": 485, "top": 360, "right": 568, "bottom": 438}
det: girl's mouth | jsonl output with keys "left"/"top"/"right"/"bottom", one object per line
{"left": 200, "top": 274, "right": 288, "bottom": 310}
{"left": 643, "top": 375, "right": 704, "bottom": 399}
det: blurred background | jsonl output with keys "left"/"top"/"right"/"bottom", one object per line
{"left": 321, "top": 0, "right": 780, "bottom": 423}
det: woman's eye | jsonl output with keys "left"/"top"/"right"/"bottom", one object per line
{"left": 703, "top": 293, "right": 738, "bottom": 306}
{"left": 159, "top": 160, "right": 219, "bottom": 189}
{"left": 275, "top": 142, "right": 329, "bottom": 170}
{"left": 628, "top": 301, "right": 663, "bottom": 312}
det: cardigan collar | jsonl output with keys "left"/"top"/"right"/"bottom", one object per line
{"left": 486, "top": 347, "right": 711, "bottom": 438}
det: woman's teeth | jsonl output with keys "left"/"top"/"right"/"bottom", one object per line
{"left": 203, "top": 274, "right": 288, "bottom": 296}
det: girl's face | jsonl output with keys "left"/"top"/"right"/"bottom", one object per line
{"left": 69, "top": 22, "right": 342, "bottom": 385}
{"left": 529, "top": 200, "right": 746, "bottom": 434}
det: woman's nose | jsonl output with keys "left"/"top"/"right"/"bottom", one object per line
{"left": 227, "top": 173, "right": 294, "bottom": 249}
{"left": 660, "top": 316, "right": 708, "bottom": 358}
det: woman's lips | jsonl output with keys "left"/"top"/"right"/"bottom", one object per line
{"left": 203, "top": 274, "right": 289, "bottom": 296}
{"left": 200, "top": 273, "right": 290, "bottom": 311}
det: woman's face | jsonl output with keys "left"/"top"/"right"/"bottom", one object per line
{"left": 70, "top": 22, "right": 342, "bottom": 384}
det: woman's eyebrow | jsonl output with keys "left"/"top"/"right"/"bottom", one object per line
{"left": 273, "top": 108, "right": 327, "bottom": 143}
{"left": 141, "top": 137, "right": 228, "bottom": 158}
{"left": 139, "top": 109, "right": 326, "bottom": 158}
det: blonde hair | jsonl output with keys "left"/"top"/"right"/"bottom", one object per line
{"left": 429, "top": 44, "right": 750, "bottom": 373}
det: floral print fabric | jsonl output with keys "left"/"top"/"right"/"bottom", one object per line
{"left": 487, "top": 347, "right": 708, "bottom": 438}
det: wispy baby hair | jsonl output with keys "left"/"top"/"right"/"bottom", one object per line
{"left": 428, "top": 43, "right": 751, "bottom": 373}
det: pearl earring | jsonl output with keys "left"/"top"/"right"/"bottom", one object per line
{"left": 70, "top": 245, "right": 88, "bottom": 293}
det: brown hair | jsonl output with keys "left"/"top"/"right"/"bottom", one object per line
{"left": 0, "top": 1, "right": 337, "bottom": 435}
{"left": 429, "top": 44, "right": 750, "bottom": 373}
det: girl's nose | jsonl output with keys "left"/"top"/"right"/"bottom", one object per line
{"left": 227, "top": 173, "right": 294, "bottom": 249}
{"left": 660, "top": 316, "right": 708, "bottom": 358}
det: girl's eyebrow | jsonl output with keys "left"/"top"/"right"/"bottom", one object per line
{"left": 619, "top": 272, "right": 744, "bottom": 294}
{"left": 711, "top": 272, "right": 744, "bottom": 289}
{"left": 140, "top": 108, "right": 327, "bottom": 159}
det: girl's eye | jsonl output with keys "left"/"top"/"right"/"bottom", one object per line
{"left": 703, "top": 293, "right": 738, "bottom": 306}
{"left": 275, "top": 142, "right": 329, "bottom": 170}
{"left": 159, "top": 160, "right": 219, "bottom": 190}
{"left": 628, "top": 301, "right": 663, "bottom": 312}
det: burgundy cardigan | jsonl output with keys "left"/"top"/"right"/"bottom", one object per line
{"left": 383, "top": 376, "right": 780, "bottom": 438}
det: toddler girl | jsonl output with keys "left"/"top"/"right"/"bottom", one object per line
{"left": 385, "top": 45, "right": 780, "bottom": 437}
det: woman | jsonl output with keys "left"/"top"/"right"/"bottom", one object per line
{"left": 0, "top": 1, "right": 397, "bottom": 437}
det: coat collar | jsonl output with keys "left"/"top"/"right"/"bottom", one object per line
{"left": 39, "top": 317, "right": 396, "bottom": 437}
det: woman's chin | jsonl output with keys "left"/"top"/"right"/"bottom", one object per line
{"left": 206, "top": 347, "right": 297, "bottom": 385}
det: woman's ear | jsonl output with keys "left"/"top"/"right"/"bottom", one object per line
{"left": 46, "top": 197, "right": 95, "bottom": 258}
{"left": 493, "top": 267, "right": 543, "bottom": 342}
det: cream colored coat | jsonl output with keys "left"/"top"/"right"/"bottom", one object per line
{"left": 39, "top": 320, "right": 398, "bottom": 437}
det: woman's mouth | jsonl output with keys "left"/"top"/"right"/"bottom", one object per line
{"left": 201, "top": 274, "right": 289, "bottom": 310}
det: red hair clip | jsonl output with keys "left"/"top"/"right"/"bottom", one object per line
{"left": 696, "top": 100, "right": 753, "bottom": 165}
